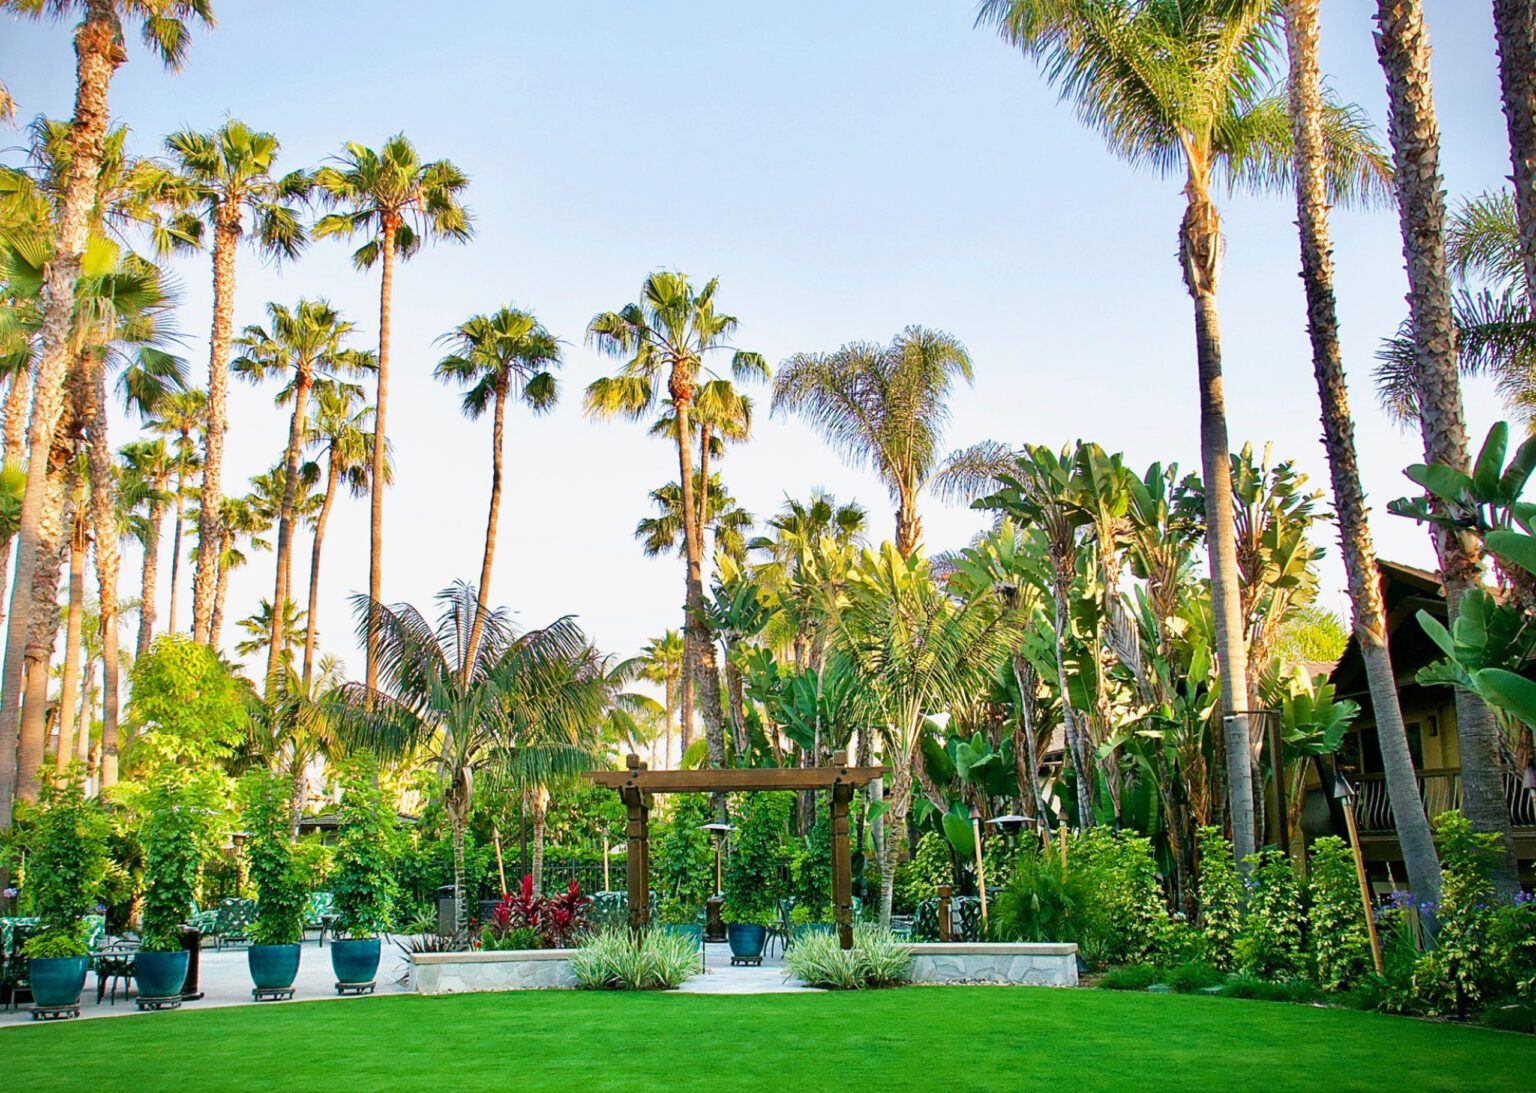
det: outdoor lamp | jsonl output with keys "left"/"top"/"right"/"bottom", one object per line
{"left": 987, "top": 814, "right": 1034, "bottom": 838}
{"left": 1332, "top": 772, "right": 1357, "bottom": 804}
{"left": 699, "top": 823, "right": 734, "bottom": 895}
{"left": 1522, "top": 763, "right": 1536, "bottom": 793}
{"left": 699, "top": 822, "right": 734, "bottom": 943}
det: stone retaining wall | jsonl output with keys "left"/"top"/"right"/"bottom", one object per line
{"left": 409, "top": 949, "right": 578, "bottom": 994}
{"left": 907, "top": 942, "right": 1078, "bottom": 987}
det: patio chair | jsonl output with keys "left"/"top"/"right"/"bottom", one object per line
{"left": 767, "top": 898, "right": 793, "bottom": 958}
{"left": 304, "top": 891, "right": 337, "bottom": 947}
{"left": 92, "top": 937, "right": 138, "bottom": 1005}
{"left": 212, "top": 897, "right": 255, "bottom": 950}
{"left": 2, "top": 923, "right": 36, "bottom": 1012}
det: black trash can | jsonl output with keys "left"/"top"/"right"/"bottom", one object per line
{"left": 435, "top": 885, "right": 459, "bottom": 937}
{"left": 179, "top": 925, "right": 204, "bottom": 1001}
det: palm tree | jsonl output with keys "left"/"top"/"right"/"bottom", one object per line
{"left": 302, "top": 384, "right": 383, "bottom": 687}
{"left": 233, "top": 298, "right": 372, "bottom": 689}
{"left": 1374, "top": 0, "right": 1520, "bottom": 891}
{"left": 585, "top": 271, "right": 766, "bottom": 770}
{"left": 146, "top": 120, "right": 309, "bottom": 646}
{"left": 235, "top": 598, "right": 307, "bottom": 668}
{"left": 773, "top": 327, "right": 973, "bottom": 558}
{"left": 245, "top": 659, "right": 347, "bottom": 837}
{"left": 1284, "top": 0, "right": 1441, "bottom": 902}
{"left": 119, "top": 438, "right": 174, "bottom": 658}
{"left": 313, "top": 134, "right": 473, "bottom": 697}
{"left": 433, "top": 306, "right": 560, "bottom": 670}
{"left": 639, "top": 630, "right": 685, "bottom": 764}
{"left": 0, "top": 0, "right": 210, "bottom": 829}
{"left": 148, "top": 388, "right": 205, "bottom": 634}
{"left": 635, "top": 473, "right": 753, "bottom": 562}
{"left": 331, "top": 584, "right": 605, "bottom": 925}
{"left": 207, "top": 492, "right": 271, "bottom": 652}
{"left": 54, "top": 461, "right": 89, "bottom": 775}
{"left": 979, "top": 0, "right": 1387, "bottom": 863}
{"left": 1492, "top": 0, "right": 1536, "bottom": 305}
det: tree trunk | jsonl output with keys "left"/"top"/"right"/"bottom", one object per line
{"left": 302, "top": 454, "right": 339, "bottom": 688}
{"left": 168, "top": 459, "right": 186, "bottom": 633}
{"left": 451, "top": 814, "right": 467, "bottom": 937}
{"left": 0, "top": 0, "right": 123, "bottom": 831}
{"left": 211, "top": 530, "right": 232, "bottom": 651}
{"left": 77, "top": 646, "right": 94, "bottom": 787}
{"left": 365, "top": 218, "right": 398, "bottom": 697}
{"left": 878, "top": 759, "right": 911, "bottom": 926}
{"left": 54, "top": 510, "right": 86, "bottom": 774}
{"left": 530, "top": 784, "right": 549, "bottom": 896}
{"left": 663, "top": 674, "right": 675, "bottom": 767}
{"left": 895, "top": 490, "right": 922, "bottom": 559}
{"left": 289, "top": 750, "right": 307, "bottom": 840}
{"left": 1010, "top": 653, "right": 1044, "bottom": 823}
{"left": 82, "top": 358, "right": 120, "bottom": 787}
{"left": 0, "top": 365, "right": 31, "bottom": 631}
{"left": 266, "top": 370, "right": 312, "bottom": 691}
{"left": 672, "top": 385, "right": 726, "bottom": 769}
{"left": 136, "top": 495, "right": 164, "bottom": 659}
{"left": 1180, "top": 169, "right": 1257, "bottom": 866}
{"left": 1287, "top": 0, "right": 1442, "bottom": 902}
{"left": 191, "top": 209, "right": 240, "bottom": 645}
{"left": 1494, "top": 0, "right": 1536, "bottom": 304}
{"left": 1376, "top": 0, "right": 1521, "bottom": 894}
{"left": 1049, "top": 574, "right": 1095, "bottom": 826}
{"left": 464, "top": 380, "right": 506, "bottom": 675}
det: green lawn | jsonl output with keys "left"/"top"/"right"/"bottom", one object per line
{"left": 4, "top": 987, "right": 1532, "bottom": 1091}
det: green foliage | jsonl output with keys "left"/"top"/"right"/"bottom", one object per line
{"left": 722, "top": 792, "right": 792, "bottom": 922}
{"left": 238, "top": 771, "right": 306, "bottom": 946}
{"left": 1218, "top": 974, "right": 1323, "bottom": 1004}
{"left": 895, "top": 831, "right": 952, "bottom": 911}
{"left": 1235, "top": 850, "right": 1306, "bottom": 981}
{"left": 571, "top": 928, "right": 699, "bottom": 991}
{"left": 651, "top": 794, "right": 714, "bottom": 907}
{"left": 1407, "top": 813, "right": 1505, "bottom": 1016}
{"left": 989, "top": 847, "right": 1087, "bottom": 944}
{"left": 331, "top": 759, "right": 400, "bottom": 939}
{"left": 1096, "top": 964, "right": 1162, "bottom": 991}
{"left": 1073, "top": 828, "right": 1170, "bottom": 967}
{"left": 1308, "top": 837, "right": 1371, "bottom": 991}
{"left": 789, "top": 812, "right": 832, "bottom": 918}
{"left": 126, "top": 635, "right": 251, "bottom": 768}
{"left": 1161, "top": 961, "right": 1224, "bottom": 993}
{"left": 16, "top": 777, "right": 107, "bottom": 959}
{"left": 784, "top": 927, "right": 911, "bottom": 989}
{"left": 139, "top": 767, "right": 223, "bottom": 952}
{"left": 1195, "top": 827, "right": 1242, "bottom": 970}
{"left": 480, "top": 925, "right": 542, "bottom": 951}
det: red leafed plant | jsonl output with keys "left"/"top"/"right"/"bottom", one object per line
{"left": 488, "top": 875, "right": 591, "bottom": 948}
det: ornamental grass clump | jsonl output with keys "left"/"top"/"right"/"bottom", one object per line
{"left": 571, "top": 928, "right": 699, "bottom": 991}
{"left": 784, "top": 926, "right": 911, "bottom": 989}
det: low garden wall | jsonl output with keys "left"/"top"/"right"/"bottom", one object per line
{"left": 410, "top": 949, "right": 578, "bottom": 994}
{"left": 907, "top": 943, "right": 1078, "bottom": 987}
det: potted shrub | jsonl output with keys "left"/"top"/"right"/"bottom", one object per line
{"left": 134, "top": 770, "right": 218, "bottom": 1006}
{"left": 329, "top": 760, "right": 399, "bottom": 992}
{"left": 723, "top": 905, "right": 771, "bottom": 965}
{"left": 658, "top": 899, "right": 703, "bottom": 950}
{"left": 20, "top": 776, "right": 106, "bottom": 1015}
{"left": 722, "top": 792, "right": 791, "bottom": 966}
{"left": 239, "top": 771, "right": 307, "bottom": 999}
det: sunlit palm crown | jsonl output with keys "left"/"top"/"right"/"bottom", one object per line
{"left": 233, "top": 298, "right": 375, "bottom": 403}
{"left": 312, "top": 134, "right": 473, "bottom": 266}
{"left": 434, "top": 306, "right": 561, "bottom": 418}
{"left": 1, "top": 1, "right": 215, "bottom": 70}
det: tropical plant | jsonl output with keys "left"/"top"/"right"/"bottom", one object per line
{"left": 17, "top": 775, "right": 106, "bottom": 959}
{"left": 721, "top": 791, "right": 793, "bottom": 923}
{"left": 784, "top": 926, "right": 912, "bottom": 989}
{"left": 313, "top": 134, "right": 472, "bottom": 695}
{"left": 137, "top": 765, "right": 224, "bottom": 952}
{"left": 331, "top": 757, "right": 400, "bottom": 940}
{"left": 147, "top": 387, "right": 205, "bottom": 633}
{"left": 119, "top": 438, "right": 174, "bottom": 657}
{"left": 124, "top": 634, "right": 249, "bottom": 770}
{"left": 639, "top": 630, "right": 685, "bottom": 764}
{"left": 239, "top": 770, "right": 307, "bottom": 946}
{"left": 570, "top": 928, "right": 698, "bottom": 991}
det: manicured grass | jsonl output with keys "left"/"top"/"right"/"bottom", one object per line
{"left": 5, "top": 987, "right": 1533, "bottom": 1091}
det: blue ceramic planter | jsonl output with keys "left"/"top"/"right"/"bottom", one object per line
{"left": 248, "top": 943, "right": 301, "bottom": 991}
{"left": 726, "top": 923, "right": 767, "bottom": 964}
{"left": 28, "top": 955, "right": 88, "bottom": 1008}
{"left": 329, "top": 937, "right": 380, "bottom": 986}
{"left": 662, "top": 923, "right": 703, "bottom": 949}
{"left": 133, "top": 949, "right": 189, "bottom": 1000}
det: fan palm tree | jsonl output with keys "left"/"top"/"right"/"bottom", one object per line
{"left": 313, "top": 134, "right": 473, "bottom": 696}
{"left": 235, "top": 598, "right": 307, "bottom": 668}
{"left": 302, "top": 383, "right": 384, "bottom": 688}
{"left": 433, "top": 306, "right": 560, "bottom": 670}
{"left": 147, "top": 387, "right": 204, "bottom": 633}
{"left": 773, "top": 326, "right": 973, "bottom": 558}
{"left": 638, "top": 630, "right": 684, "bottom": 764}
{"left": 635, "top": 473, "right": 753, "bottom": 563}
{"left": 233, "top": 298, "right": 372, "bottom": 689}
{"left": 585, "top": 271, "right": 767, "bottom": 770}
{"left": 207, "top": 492, "right": 271, "bottom": 652}
{"left": 330, "top": 584, "right": 605, "bottom": 926}
{"left": 145, "top": 119, "right": 310, "bottom": 646}
{"left": 1283, "top": 0, "right": 1440, "bottom": 902}
{"left": 0, "top": 0, "right": 210, "bottom": 829}
{"left": 1374, "top": 0, "right": 1520, "bottom": 891}
{"left": 979, "top": 0, "right": 1388, "bottom": 863}
{"left": 119, "top": 438, "right": 174, "bottom": 658}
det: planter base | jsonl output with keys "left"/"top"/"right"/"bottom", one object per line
{"left": 29, "top": 1003, "right": 79, "bottom": 1021}
{"left": 729, "top": 955, "right": 763, "bottom": 967}
{"left": 335, "top": 980, "right": 375, "bottom": 996}
{"left": 134, "top": 995, "right": 183, "bottom": 1011}
{"left": 251, "top": 986, "right": 294, "bottom": 1002}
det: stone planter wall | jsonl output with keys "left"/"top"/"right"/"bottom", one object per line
{"left": 907, "top": 942, "right": 1078, "bottom": 987}
{"left": 409, "top": 949, "right": 578, "bottom": 995}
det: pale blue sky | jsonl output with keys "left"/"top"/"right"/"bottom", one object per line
{"left": 0, "top": 1, "right": 1517, "bottom": 675}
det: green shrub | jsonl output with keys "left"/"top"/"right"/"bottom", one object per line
{"left": 1096, "top": 964, "right": 1161, "bottom": 992}
{"left": 1073, "top": 829, "right": 1170, "bottom": 967}
{"left": 652, "top": 794, "right": 715, "bottom": 906}
{"left": 18, "top": 776, "right": 107, "bottom": 959}
{"left": 1480, "top": 1001, "right": 1536, "bottom": 1034}
{"left": 1218, "top": 974, "right": 1321, "bottom": 1004}
{"left": 784, "top": 926, "right": 911, "bottom": 989}
{"left": 1162, "top": 960, "right": 1224, "bottom": 993}
{"left": 989, "top": 847, "right": 1086, "bottom": 944}
{"left": 238, "top": 771, "right": 306, "bottom": 946}
{"left": 1195, "top": 827, "right": 1241, "bottom": 970}
{"left": 331, "top": 759, "right": 400, "bottom": 940}
{"left": 139, "top": 768, "right": 222, "bottom": 952}
{"left": 571, "top": 928, "right": 699, "bottom": 990}
{"left": 1234, "top": 849, "right": 1305, "bottom": 980}
{"left": 895, "top": 831, "right": 952, "bottom": 910}
{"left": 1307, "top": 836, "right": 1371, "bottom": 991}
{"left": 722, "top": 791, "right": 792, "bottom": 923}
{"left": 480, "top": 925, "right": 542, "bottom": 951}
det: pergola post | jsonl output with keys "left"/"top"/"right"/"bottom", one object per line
{"left": 622, "top": 754, "right": 651, "bottom": 932}
{"left": 830, "top": 750, "right": 855, "bottom": 950}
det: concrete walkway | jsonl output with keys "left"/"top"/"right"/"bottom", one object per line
{"left": 0, "top": 937, "right": 410, "bottom": 1027}
{"left": 675, "top": 941, "right": 820, "bottom": 994}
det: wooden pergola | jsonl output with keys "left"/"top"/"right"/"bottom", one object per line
{"left": 585, "top": 751, "right": 885, "bottom": 949}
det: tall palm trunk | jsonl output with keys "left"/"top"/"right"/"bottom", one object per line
{"left": 1180, "top": 163, "right": 1257, "bottom": 864}
{"left": 663, "top": 674, "right": 675, "bottom": 767}
{"left": 530, "top": 784, "right": 550, "bottom": 896}
{"left": 1048, "top": 571, "right": 1095, "bottom": 826}
{"left": 289, "top": 750, "right": 307, "bottom": 840}
{"left": 0, "top": 1, "right": 123, "bottom": 831}
{"left": 136, "top": 494, "right": 165, "bottom": 658}
{"left": 0, "top": 366, "right": 31, "bottom": 629}
{"left": 878, "top": 758, "right": 912, "bottom": 926}
{"left": 1376, "top": 0, "right": 1521, "bottom": 895}
{"left": 1010, "top": 653, "right": 1044, "bottom": 823}
{"left": 83, "top": 360, "right": 120, "bottom": 786}
{"left": 77, "top": 647, "right": 94, "bottom": 785}
{"left": 1494, "top": 0, "right": 1536, "bottom": 303}
{"left": 1287, "top": 0, "right": 1441, "bottom": 901}
{"left": 365, "top": 218, "right": 398, "bottom": 698}
{"left": 210, "top": 532, "right": 232, "bottom": 651}
{"left": 894, "top": 489, "right": 921, "bottom": 559}
{"left": 167, "top": 452, "right": 187, "bottom": 632}
{"left": 672, "top": 384, "right": 726, "bottom": 769}
{"left": 54, "top": 510, "right": 86, "bottom": 774}
{"left": 191, "top": 207, "right": 240, "bottom": 645}
{"left": 266, "top": 370, "right": 312, "bottom": 689}
{"left": 302, "top": 454, "right": 340, "bottom": 688}
{"left": 464, "top": 379, "right": 507, "bottom": 675}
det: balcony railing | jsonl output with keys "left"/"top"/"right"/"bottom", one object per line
{"left": 1354, "top": 768, "right": 1536, "bottom": 833}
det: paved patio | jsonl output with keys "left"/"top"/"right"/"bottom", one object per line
{"left": 676, "top": 941, "right": 819, "bottom": 994}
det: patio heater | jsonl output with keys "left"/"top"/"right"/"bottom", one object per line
{"left": 1331, "top": 773, "right": 1384, "bottom": 975}
{"left": 700, "top": 822, "right": 734, "bottom": 942}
